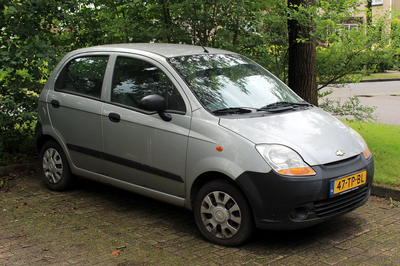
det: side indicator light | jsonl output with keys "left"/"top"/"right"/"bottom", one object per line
{"left": 363, "top": 148, "right": 371, "bottom": 159}
{"left": 216, "top": 146, "right": 223, "bottom": 152}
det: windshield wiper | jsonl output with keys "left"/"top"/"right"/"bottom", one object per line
{"left": 212, "top": 107, "right": 252, "bottom": 115}
{"left": 258, "top": 101, "right": 310, "bottom": 112}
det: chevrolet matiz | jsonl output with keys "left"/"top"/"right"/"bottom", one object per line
{"left": 35, "top": 43, "right": 374, "bottom": 246}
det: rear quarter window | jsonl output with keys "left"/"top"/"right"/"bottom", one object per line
{"left": 55, "top": 56, "right": 109, "bottom": 98}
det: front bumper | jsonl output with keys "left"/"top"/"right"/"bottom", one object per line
{"left": 236, "top": 154, "right": 374, "bottom": 230}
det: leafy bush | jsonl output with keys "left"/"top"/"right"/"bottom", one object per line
{"left": 1, "top": 1, "right": 66, "bottom": 165}
{"left": 0, "top": 88, "right": 38, "bottom": 165}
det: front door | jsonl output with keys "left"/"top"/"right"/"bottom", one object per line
{"left": 101, "top": 55, "right": 190, "bottom": 197}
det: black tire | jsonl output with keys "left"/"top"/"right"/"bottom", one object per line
{"left": 193, "top": 179, "right": 255, "bottom": 246}
{"left": 39, "top": 141, "right": 73, "bottom": 191}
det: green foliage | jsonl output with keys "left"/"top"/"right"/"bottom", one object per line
{"left": 0, "top": 88, "right": 37, "bottom": 165}
{"left": 315, "top": 1, "right": 398, "bottom": 90}
{"left": 319, "top": 95, "right": 377, "bottom": 122}
{"left": 238, "top": 2, "right": 289, "bottom": 81}
{"left": 390, "top": 197, "right": 400, "bottom": 208}
{"left": 0, "top": 0, "right": 69, "bottom": 164}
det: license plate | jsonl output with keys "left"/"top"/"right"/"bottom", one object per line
{"left": 330, "top": 171, "right": 367, "bottom": 196}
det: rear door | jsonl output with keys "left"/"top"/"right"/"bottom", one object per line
{"left": 101, "top": 54, "right": 191, "bottom": 197}
{"left": 47, "top": 54, "right": 109, "bottom": 174}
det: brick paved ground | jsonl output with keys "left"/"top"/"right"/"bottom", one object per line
{"left": 1, "top": 172, "right": 400, "bottom": 266}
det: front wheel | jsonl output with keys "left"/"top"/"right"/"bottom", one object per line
{"left": 193, "top": 179, "right": 255, "bottom": 246}
{"left": 39, "top": 141, "right": 73, "bottom": 191}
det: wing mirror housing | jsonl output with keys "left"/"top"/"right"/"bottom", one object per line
{"left": 140, "top": 94, "right": 172, "bottom": 122}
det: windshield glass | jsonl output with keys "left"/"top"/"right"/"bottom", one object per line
{"left": 168, "top": 54, "right": 303, "bottom": 112}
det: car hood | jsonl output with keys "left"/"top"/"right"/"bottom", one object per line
{"left": 219, "top": 107, "right": 363, "bottom": 166}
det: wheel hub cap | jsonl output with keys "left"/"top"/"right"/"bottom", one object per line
{"left": 42, "top": 148, "right": 63, "bottom": 184}
{"left": 213, "top": 208, "right": 228, "bottom": 223}
{"left": 200, "top": 191, "right": 242, "bottom": 239}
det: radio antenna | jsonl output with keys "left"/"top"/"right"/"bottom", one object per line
{"left": 198, "top": 39, "right": 209, "bottom": 53}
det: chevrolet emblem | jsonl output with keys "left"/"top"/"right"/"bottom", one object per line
{"left": 336, "top": 150, "right": 345, "bottom": 156}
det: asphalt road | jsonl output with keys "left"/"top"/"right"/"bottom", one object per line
{"left": 322, "top": 81, "right": 400, "bottom": 126}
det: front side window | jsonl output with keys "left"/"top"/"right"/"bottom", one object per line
{"left": 169, "top": 54, "right": 303, "bottom": 112}
{"left": 111, "top": 56, "right": 186, "bottom": 113}
{"left": 55, "top": 56, "right": 108, "bottom": 98}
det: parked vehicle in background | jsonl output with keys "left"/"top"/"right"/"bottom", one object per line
{"left": 35, "top": 43, "right": 374, "bottom": 246}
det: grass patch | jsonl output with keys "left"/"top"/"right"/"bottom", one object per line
{"left": 361, "top": 72, "right": 400, "bottom": 80}
{"left": 344, "top": 120, "right": 400, "bottom": 188}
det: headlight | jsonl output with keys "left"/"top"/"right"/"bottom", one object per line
{"left": 349, "top": 128, "right": 371, "bottom": 159}
{"left": 256, "top": 144, "right": 316, "bottom": 176}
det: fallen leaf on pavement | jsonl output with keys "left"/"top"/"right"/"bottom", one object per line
{"left": 112, "top": 250, "right": 120, "bottom": 256}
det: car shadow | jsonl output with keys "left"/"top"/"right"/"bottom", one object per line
{"left": 70, "top": 176, "right": 369, "bottom": 250}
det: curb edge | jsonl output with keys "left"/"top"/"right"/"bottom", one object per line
{"left": 371, "top": 184, "right": 400, "bottom": 201}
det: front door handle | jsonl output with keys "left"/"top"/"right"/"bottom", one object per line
{"left": 51, "top": 100, "right": 60, "bottom": 108}
{"left": 108, "top": 113, "right": 121, "bottom": 123}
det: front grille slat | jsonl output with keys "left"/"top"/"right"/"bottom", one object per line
{"left": 315, "top": 187, "right": 367, "bottom": 212}
{"left": 314, "top": 186, "right": 368, "bottom": 218}
{"left": 316, "top": 194, "right": 365, "bottom": 217}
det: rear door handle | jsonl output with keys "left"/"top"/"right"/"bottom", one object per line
{"left": 108, "top": 113, "right": 121, "bottom": 123}
{"left": 51, "top": 100, "right": 60, "bottom": 108}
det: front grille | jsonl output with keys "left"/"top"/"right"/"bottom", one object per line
{"left": 314, "top": 186, "right": 369, "bottom": 218}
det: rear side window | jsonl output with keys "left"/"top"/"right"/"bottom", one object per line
{"left": 111, "top": 56, "right": 186, "bottom": 113}
{"left": 55, "top": 56, "right": 109, "bottom": 98}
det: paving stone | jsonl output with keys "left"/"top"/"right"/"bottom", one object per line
{"left": 2, "top": 173, "right": 400, "bottom": 265}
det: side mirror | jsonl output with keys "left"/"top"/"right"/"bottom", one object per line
{"left": 140, "top": 95, "right": 172, "bottom": 122}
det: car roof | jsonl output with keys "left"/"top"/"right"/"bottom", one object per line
{"left": 72, "top": 43, "right": 235, "bottom": 58}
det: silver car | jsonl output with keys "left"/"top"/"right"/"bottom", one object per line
{"left": 35, "top": 43, "right": 374, "bottom": 246}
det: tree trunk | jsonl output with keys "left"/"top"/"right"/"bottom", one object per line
{"left": 287, "top": 0, "right": 318, "bottom": 106}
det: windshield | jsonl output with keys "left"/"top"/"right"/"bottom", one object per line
{"left": 168, "top": 54, "right": 303, "bottom": 112}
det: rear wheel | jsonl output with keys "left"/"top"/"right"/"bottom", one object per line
{"left": 40, "top": 141, "right": 73, "bottom": 191}
{"left": 193, "top": 179, "right": 255, "bottom": 246}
